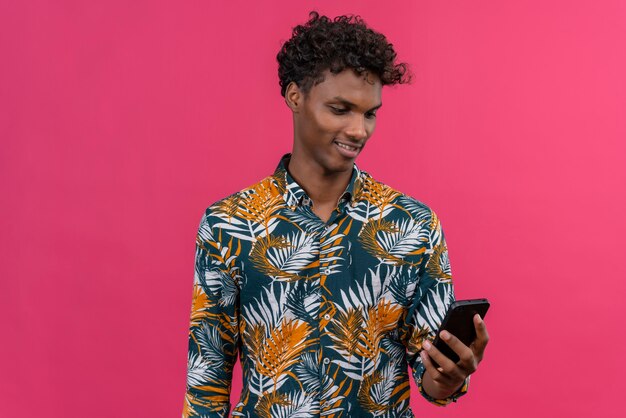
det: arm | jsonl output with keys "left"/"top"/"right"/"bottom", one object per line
{"left": 402, "top": 209, "right": 469, "bottom": 406}
{"left": 182, "top": 211, "right": 240, "bottom": 418}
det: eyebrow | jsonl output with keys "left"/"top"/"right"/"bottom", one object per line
{"left": 332, "top": 96, "right": 383, "bottom": 112}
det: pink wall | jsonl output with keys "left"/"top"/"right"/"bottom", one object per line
{"left": 2, "top": 1, "right": 625, "bottom": 417}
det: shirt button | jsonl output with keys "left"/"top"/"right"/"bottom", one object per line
{"left": 323, "top": 314, "right": 331, "bottom": 320}
{"left": 323, "top": 268, "right": 331, "bottom": 275}
{"left": 323, "top": 358, "right": 330, "bottom": 365}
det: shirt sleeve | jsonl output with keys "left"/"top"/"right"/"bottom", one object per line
{"left": 402, "top": 209, "right": 469, "bottom": 406}
{"left": 182, "top": 210, "right": 240, "bottom": 418}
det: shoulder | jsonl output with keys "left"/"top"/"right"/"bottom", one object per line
{"left": 358, "top": 169, "right": 439, "bottom": 224}
{"left": 200, "top": 173, "right": 282, "bottom": 222}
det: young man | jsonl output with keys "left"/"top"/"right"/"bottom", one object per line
{"left": 183, "top": 11, "right": 489, "bottom": 418}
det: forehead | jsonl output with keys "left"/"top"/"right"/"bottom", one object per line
{"left": 308, "top": 68, "right": 382, "bottom": 106}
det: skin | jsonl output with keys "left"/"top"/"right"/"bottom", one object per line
{"left": 285, "top": 66, "right": 490, "bottom": 400}
{"left": 420, "top": 313, "right": 490, "bottom": 399}
{"left": 284, "top": 68, "right": 382, "bottom": 222}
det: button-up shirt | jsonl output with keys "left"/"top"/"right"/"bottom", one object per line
{"left": 182, "top": 153, "right": 469, "bottom": 418}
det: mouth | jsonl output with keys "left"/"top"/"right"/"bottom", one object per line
{"left": 333, "top": 140, "right": 361, "bottom": 158}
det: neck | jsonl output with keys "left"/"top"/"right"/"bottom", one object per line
{"left": 287, "top": 152, "right": 352, "bottom": 206}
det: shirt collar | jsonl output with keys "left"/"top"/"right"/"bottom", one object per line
{"left": 272, "top": 152, "right": 363, "bottom": 209}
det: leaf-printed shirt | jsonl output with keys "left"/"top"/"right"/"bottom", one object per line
{"left": 183, "top": 153, "right": 469, "bottom": 418}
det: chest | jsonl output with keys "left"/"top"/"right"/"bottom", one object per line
{"left": 234, "top": 209, "right": 429, "bottom": 318}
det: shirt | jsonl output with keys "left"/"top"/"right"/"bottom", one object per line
{"left": 182, "top": 153, "right": 469, "bottom": 418}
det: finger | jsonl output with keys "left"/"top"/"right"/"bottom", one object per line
{"left": 423, "top": 338, "right": 459, "bottom": 376}
{"left": 420, "top": 348, "right": 444, "bottom": 380}
{"left": 439, "top": 330, "right": 476, "bottom": 373}
{"left": 471, "top": 314, "right": 490, "bottom": 356}
{"left": 421, "top": 345, "right": 463, "bottom": 387}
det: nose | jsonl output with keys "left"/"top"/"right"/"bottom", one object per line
{"left": 345, "top": 114, "right": 368, "bottom": 141}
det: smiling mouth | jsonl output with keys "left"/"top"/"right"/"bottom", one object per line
{"left": 334, "top": 141, "right": 359, "bottom": 152}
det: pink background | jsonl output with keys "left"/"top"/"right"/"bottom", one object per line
{"left": 2, "top": 1, "right": 625, "bottom": 417}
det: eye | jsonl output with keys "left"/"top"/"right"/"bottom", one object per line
{"left": 329, "top": 106, "right": 348, "bottom": 115}
{"left": 365, "top": 111, "right": 377, "bottom": 119}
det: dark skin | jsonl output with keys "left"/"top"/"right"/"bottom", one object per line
{"left": 284, "top": 67, "right": 490, "bottom": 399}
{"left": 284, "top": 68, "right": 381, "bottom": 223}
{"left": 420, "top": 313, "right": 489, "bottom": 399}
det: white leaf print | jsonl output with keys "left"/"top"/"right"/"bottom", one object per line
{"left": 377, "top": 217, "right": 429, "bottom": 263}
{"left": 348, "top": 200, "right": 391, "bottom": 223}
{"left": 396, "top": 196, "right": 432, "bottom": 222}
{"left": 370, "top": 360, "right": 400, "bottom": 406}
{"left": 416, "top": 283, "right": 453, "bottom": 334}
{"left": 293, "top": 352, "right": 321, "bottom": 393}
{"left": 265, "top": 231, "right": 319, "bottom": 280}
{"left": 186, "top": 352, "right": 215, "bottom": 387}
{"left": 196, "top": 322, "right": 225, "bottom": 368}
{"left": 270, "top": 391, "right": 318, "bottom": 418}
{"left": 243, "top": 282, "right": 289, "bottom": 332}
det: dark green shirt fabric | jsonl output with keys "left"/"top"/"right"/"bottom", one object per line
{"left": 183, "top": 153, "right": 468, "bottom": 418}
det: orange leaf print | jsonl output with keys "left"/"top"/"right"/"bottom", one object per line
{"left": 256, "top": 318, "right": 314, "bottom": 384}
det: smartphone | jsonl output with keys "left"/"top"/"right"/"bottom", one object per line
{"left": 431, "top": 298, "right": 490, "bottom": 367}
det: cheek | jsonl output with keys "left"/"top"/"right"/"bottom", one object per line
{"left": 312, "top": 111, "right": 343, "bottom": 135}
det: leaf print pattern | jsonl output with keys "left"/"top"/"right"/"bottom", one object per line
{"left": 250, "top": 232, "right": 319, "bottom": 282}
{"left": 328, "top": 308, "right": 364, "bottom": 358}
{"left": 256, "top": 318, "right": 314, "bottom": 384}
{"left": 359, "top": 218, "right": 428, "bottom": 266}
{"left": 183, "top": 153, "right": 469, "bottom": 418}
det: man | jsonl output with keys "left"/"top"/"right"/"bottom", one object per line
{"left": 183, "top": 11, "right": 489, "bottom": 418}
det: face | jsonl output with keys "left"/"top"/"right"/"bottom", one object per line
{"left": 286, "top": 68, "right": 383, "bottom": 174}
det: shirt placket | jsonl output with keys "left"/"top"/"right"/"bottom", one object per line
{"left": 283, "top": 164, "right": 356, "bottom": 412}
{"left": 316, "top": 198, "right": 350, "bottom": 412}
{"left": 317, "top": 220, "right": 332, "bottom": 411}
{"left": 295, "top": 196, "right": 333, "bottom": 410}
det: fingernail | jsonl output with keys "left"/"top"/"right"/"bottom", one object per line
{"left": 423, "top": 340, "right": 432, "bottom": 350}
{"left": 440, "top": 331, "right": 450, "bottom": 340}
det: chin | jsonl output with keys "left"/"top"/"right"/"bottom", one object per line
{"left": 323, "top": 154, "right": 354, "bottom": 173}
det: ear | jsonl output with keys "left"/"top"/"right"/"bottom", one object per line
{"left": 284, "top": 81, "right": 303, "bottom": 112}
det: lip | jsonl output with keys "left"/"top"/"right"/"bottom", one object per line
{"left": 333, "top": 140, "right": 361, "bottom": 158}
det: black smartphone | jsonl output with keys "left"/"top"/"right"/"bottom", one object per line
{"left": 431, "top": 298, "right": 490, "bottom": 367}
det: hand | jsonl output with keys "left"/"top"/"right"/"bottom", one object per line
{"left": 419, "top": 313, "right": 490, "bottom": 399}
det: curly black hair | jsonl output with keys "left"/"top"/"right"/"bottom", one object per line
{"left": 277, "top": 11, "right": 412, "bottom": 97}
